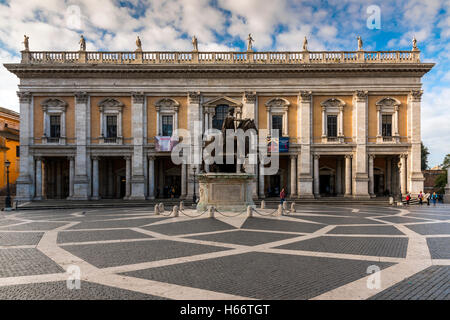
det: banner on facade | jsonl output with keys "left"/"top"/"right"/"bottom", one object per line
{"left": 268, "top": 137, "right": 289, "bottom": 153}
{"left": 155, "top": 136, "right": 178, "bottom": 152}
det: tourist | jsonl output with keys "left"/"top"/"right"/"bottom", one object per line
{"left": 280, "top": 188, "right": 286, "bottom": 205}
{"left": 431, "top": 192, "right": 438, "bottom": 206}
{"left": 405, "top": 192, "right": 411, "bottom": 205}
{"left": 418, "top": 191, "right": 424, "bottom": 205}
{"left": 426, "top": 193, "right": 430, "bottom": 206}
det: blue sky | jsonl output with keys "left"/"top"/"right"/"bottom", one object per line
{"left": 0, "top": 0, "right": 449, "bottom": 166}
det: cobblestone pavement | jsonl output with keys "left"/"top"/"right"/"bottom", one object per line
{"left": 0, "top": 204, "right": 448, "bottom": 300}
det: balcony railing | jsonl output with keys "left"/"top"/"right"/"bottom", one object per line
{"left": 21, "top": 50, "right": 421, "bottom": 65}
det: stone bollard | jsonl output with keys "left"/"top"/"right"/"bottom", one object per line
{"left": 260, "top": 200, "right": 265, "bottom": 209}
{"left": 247, "top": 205, "right": 253, "bottom": 218}
{"left": 154, "top": 204, "right": 160, "bottom": 215}
{"left": 179, "top": 201, "right": 185, "bottom": 210}
{"left": 172, "top": 205, "right": 179, "bottom": 217}
{"left": 208, "top": 206, "right": 215, "bottom": 218}
{"left": 277, "top": 204, "right": 283, "bottom": 216}
{"left": 159, "top": 203, "right": 164, "bottom": 212}
{"left": 290, "top": 202, "right": 296, "bottom": 213}
{"left": 389, "top": 197, "right": 394, "bottom": 205}
{"left": 282, "top": 201, "right": 288, "bottom": 210}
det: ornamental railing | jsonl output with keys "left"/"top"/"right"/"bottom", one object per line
{"left": 21, "top": 50, "right": 421, "bottom": 64}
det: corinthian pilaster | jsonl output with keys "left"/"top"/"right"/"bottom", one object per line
{"left": 130, "top": 92, "right": 146, "bottom": 199}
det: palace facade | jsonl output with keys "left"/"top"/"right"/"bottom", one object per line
{"left": 4, "top": 44, "right": 433, "bottom": 201}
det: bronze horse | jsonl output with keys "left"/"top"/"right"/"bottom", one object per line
{"left": 200, "top": 118, "right": 258, "bottom": 173}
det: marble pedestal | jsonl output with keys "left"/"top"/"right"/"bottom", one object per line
{"left": 197, "top": 173, "right": 255, "bottom": 212}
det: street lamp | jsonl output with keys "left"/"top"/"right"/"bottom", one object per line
{"left": 192, "top": 166, "right": 197, "bottom": 204}
{"left": 4, "top": 160, "right": 11, "bottom": 211}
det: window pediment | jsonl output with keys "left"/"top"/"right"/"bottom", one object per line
{"left": 204, "top": 96, "right": 242, "bottom": 108}
{"left": 376, "top": 97, "right": 401, "bottom": 112}
{"left": 320, "top": 98, "right": 345, "bottom": 113}
{"left": 98, "top": 98, "right": 124, "bottom": 112}
{"left": 265, "top": 98, "right": 290, "bottom": 111}
{"left": 155, "top": 98, "right": 180, "bottom": 112}
{"left": 41, "top": 98, "right": 68, "bottom": 112}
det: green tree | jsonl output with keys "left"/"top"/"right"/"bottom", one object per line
{"left": 421, "top": 142, "right": 430, "bottom": 171}
{"left": 434, "top": 153, "right": 449, "bottom": 193}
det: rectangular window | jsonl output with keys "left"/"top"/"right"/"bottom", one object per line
{"left": 327, "top": 115, "right": 337, "bottom": 137}
{"left": 272, "top": 115, "right": 283, "bottom": 136}
{"left": 382, "top": 115, "right": 392, "bottom": 137}
{"left": 50, "top": 115, "right": 61, "bottom": 138}
{"left": 162, "top": 115, "right": 173, "bottom": 136}
{"left": 16, "top": 146, "right": 20, "bottom": 158}
{"left": 106, "top": 115, "right": 117, "bottom": 138}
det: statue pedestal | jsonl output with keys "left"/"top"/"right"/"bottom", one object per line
{"left": 197, "top": 173, "right": 255, "bottom": 212}
{"left": 444, "top": 186, "right": 450, "bottom": 203}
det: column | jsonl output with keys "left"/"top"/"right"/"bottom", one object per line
{"left": 72, "top": 92, "right": 90, "bottom": 199}
{"left": 352, "top": 90, "right": 370, "bottom": 198}
{"left": 399, "top": 154, "right": 407, "bottom": 196}
{"left": 130, "top": 92, "right": 146, "bottom": 199}
{"left": 156, "top": 106, "right": 160, "bottom": 136}
{"left": 338, "top": 106, "right": 344, "bottom": 137}
{"left": 107, "top": 159, "right": 113, "bottom": 197}
{"left": 56, "top": 161, "right": 62, "bottom": 198}
{"left": 258, "top": 162, "right": 265, "bottom": 198}
{"left": 16, "top": 92, "right": 33, "bottom": 201}
{"left": 336, "top": 158, "right": 342, "bottom": 195}
{"left": 34, "top": 157, "right": 43, "bottom": 200}
{"left": 368, "top": 154, "right": 375, "bottom": 196}
{"left": 148, "top": 156, "right": 155, "bottom": 199}
{"left": 297, "top": 91, "right": 314, "bottom": 198}
{"left": 124, "top": 156, "right": 131, "bottom": 199}
{"left": 386, "top": 157, "right": 392, "bottom": 194}
{"left": 290, "top": 155, "right": 297, "bottom": 197}
{"left": 187, "top": 92, "right": 201, "bottom": 199}
{"left": 345, "top": 155, "right": 352, "bottom": 197}
{"left": 313, "top": 155, "right": 320, "bottom": 197}
{"left": 407, "top": 90, "right": 424, "bottom": 195}
{"left": 68, "top": 156, "right": 74, "bottom": 199}
{"left": 444, "top": 167, "right": 450, "bottom": 203}
{"left": 91, "top": 156, "right": 100, "bottom": 200}
{"left": 181, "top": 162, "right": 187, "bottom": 199}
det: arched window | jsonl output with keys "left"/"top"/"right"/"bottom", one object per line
{"left": 212, "top": 104, "right": 229, "bottom": 130}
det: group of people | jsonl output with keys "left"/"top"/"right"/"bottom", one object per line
{"left": 406, "top": 191, "right": 440, "bottom": 206}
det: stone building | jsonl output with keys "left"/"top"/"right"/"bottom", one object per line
{"left": 0, "top": 107, "right": 20, "bottom": 193}
{"left": 4, "top": 43, "right": 433, "bottom": 201}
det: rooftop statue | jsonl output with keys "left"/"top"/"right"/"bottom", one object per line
{"left": 23, "top": 35, "right": 29, "bottom": 51}
{"left": 247, "top": 33, "right": 254, "bottom": 51}
{"left": 302, "top": 36, "right": 308, "bottom": 51}
{"left": 192, "top": 35, "right": 198, "bottom": 52}
{"left": 412, "top": 37, "right": 418, "bottom": 51}
{"left": 79, "top": 35, "right": 86, "bottom": 51}
{"left": 136, "top": 36, "right": 142, "bottom": 51}
{"left": 357, "top": 36, "right": 363, "bottom": 51}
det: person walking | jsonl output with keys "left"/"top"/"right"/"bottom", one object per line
{"left": 426, "top": 193, "right": 430, "bottom": 206}
{"left": 418, "top": 191, "right": 424, "bottom": 205}
{"left": 431, "top": 192, "right": 438, "bottom": 206}
{"left": 280, "top": 188, "right": 286, "bottom": 205}
{"left": 406, "top": 192, "right": 411, "bottom": 205}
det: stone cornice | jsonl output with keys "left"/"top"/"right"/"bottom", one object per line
{"left": 4, "top": 62, "right": 435, "bottom": 80}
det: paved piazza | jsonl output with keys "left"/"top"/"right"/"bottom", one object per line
{"left": 0, "top": 204, "right": 448, "bottom": 300}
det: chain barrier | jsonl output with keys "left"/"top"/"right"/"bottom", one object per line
{"left": 251, "top": 207, "right": 278, "bottom": 216}
{"left": 179, "top": 208, "right": 209, "bottom": 218}
{"left": 214, "top": 208, "right": 247, "bottom": 217}
{"left": 158, "top": 209, "right": 173, "bottom": 217}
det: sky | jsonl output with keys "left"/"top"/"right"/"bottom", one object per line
{"left": 0, "top": 0, "right": 449, "bottom": 167}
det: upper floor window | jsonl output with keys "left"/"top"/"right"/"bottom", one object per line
{"left": 212, "top": 105, "right": 229, "bottom": 130}
{"left": 272, "top": 115, "right": 283, "bottom": 137}
{"left": 320, "top": 98, "right": 345, "bottom": 143}
{"left": 50, "top": 115, "right": 61, "bottom": 138}
{"left": 382, "top": 114, "right": 392, "bottom": 137}
{"left": 327, "top": 115, "right": 337, "bottom": 137}
{"left": 265, "top": 98, "right": 290, "bottom": 137}
{"left": 155, "top": 98, "right": 179, "bottom": 137}
{"left": 16, "top": 146, "right": 20, "bottom": 158}
{"left": 376, "top": 97, "right": 400, "bottom": 143}
{"left": 41, "top": 98, "right": 68, "bottom": 144}
{"left": 98, "top": 98, "right": 124, "bottom": 144}
{"left": 162, "top": 115, "right": 173, "bottom": 136}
